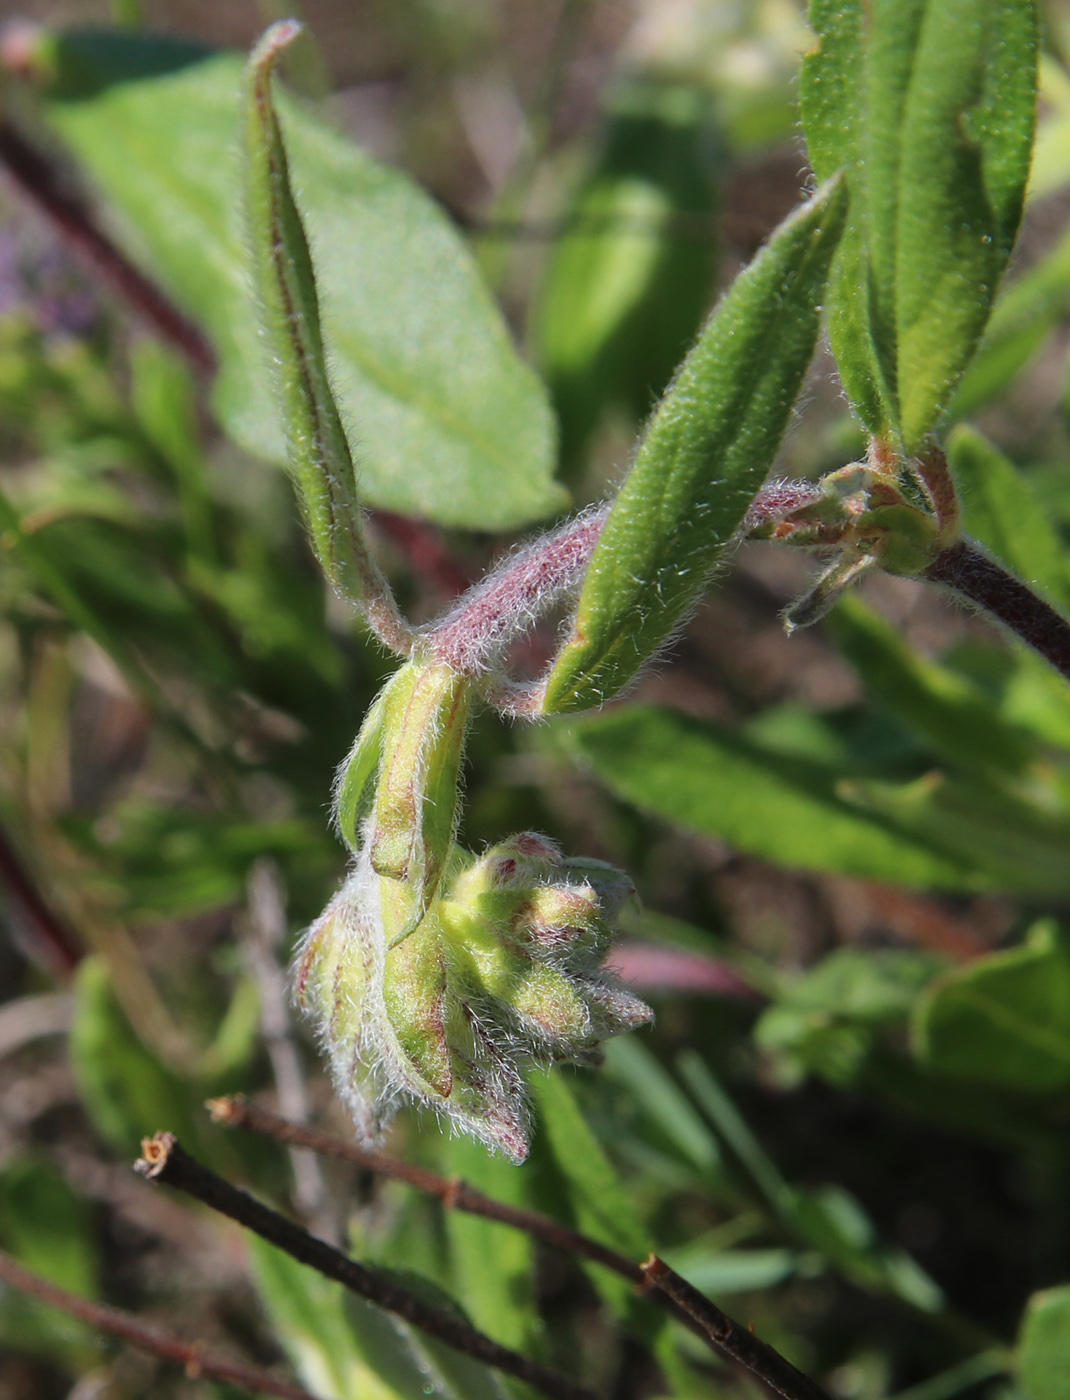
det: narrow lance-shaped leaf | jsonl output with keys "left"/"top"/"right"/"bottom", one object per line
{"left": 803, "top": 0, "right": 1037, "bottom": 450}
{"left": 895, "top": 0, "right": 1037, "bottom": 449}
{"left": 541, "top": 178, "right": 847, "bottom": 714}
{"left": 801, "top": 0, "right": 892, "bottom": 433}
{"left": 244, "top": 23, "right": 408, "bottom": 649}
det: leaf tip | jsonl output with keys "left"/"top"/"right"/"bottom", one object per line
{"left": 249, "top": 18, "right": 304, "bottom": 76}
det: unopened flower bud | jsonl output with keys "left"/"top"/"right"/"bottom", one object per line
{"left": 295, "top": 827, "right": 652, "bottom": 1162}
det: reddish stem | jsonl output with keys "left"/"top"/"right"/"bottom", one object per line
{"left": 0, "top": 120, "right": 216, "bottom": 375}
{"left": 926, "top": 540, "right": 1070, "bottom": 684}
{"left": 0, "top": 1247, "right": 317, "bottom": 1400}
{"left": 0, "top": 823, "right": 82, "bottom": 977}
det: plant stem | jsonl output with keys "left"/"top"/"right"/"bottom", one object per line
{"left": 926, "top": 540, "right": 1070, "bottom": 683}
{"left": 208, "top": 1096, "right": 836, "bottom": 1400}
{"left": 0, "top": 1247, "right": 318, "bottom": 1400}
{"left": 209, "top": 1094, "right": 632, "bottom": 1274}
{"left": 0, "top": 822, "right": 82, "bottom": 976}
{"left": 640, "top": 1256, "right": 832, "bottom": 1400}
{"left": 135, "top": 1132, "right": 597, "bottom": 1400}
{"left": 428, "top": 504, "right": 608, "bottom": 676}
{"left": 0, "top": 120, "right": 215, "bottom": 375}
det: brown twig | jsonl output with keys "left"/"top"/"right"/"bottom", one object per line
{"left": 0, "top": 119, "right": 216, "bottom": 375}
{"left": 926, "top": 540, "right": 1070, "bottom": 684}
{"left": 208, "top": 1097, "right": 833, "bottom": 1400}
{"left": 640, "top": 1256, "right": 832, "bottom": 1400}
{"left": 210, "top": 1093, "right": 632, "bottom": 1276}
{"left": 0, "top": 1246, "right": 318, "bottom": 1400}
{"left": 135, "top": 1132, "right": 597, "bottom": 1400}
{"left": 0, "top": 821, "right": 82, "bottom": 976}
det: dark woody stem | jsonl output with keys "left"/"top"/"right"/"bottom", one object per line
{"left": 210, "top": 1096, "right": 835, "bottom": 1400}
{"left": 0, "top": 120, "right": 216, "bottom": 374}
{"left": 136, "top": 1133, "right": 597, "bottom": 1400}
{"left": 0, "top": 1247, "right": 317, "bottom": 1400}
{"left": 640, "top": 1257, "right": 832, "bottom": 1400}
{"left": 926, "top": 540, "right": 1070, "bottom": 684}
{"left": 210, "top": 1094, "right": 633, "bottom": 1273}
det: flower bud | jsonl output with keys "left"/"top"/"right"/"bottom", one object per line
{"left": 294, "top": 828, "right": 652, "bottom": 1162}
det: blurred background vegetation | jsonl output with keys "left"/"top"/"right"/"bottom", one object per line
{"left": 0, "top": 1, "right": 1069, "bottom": 1399}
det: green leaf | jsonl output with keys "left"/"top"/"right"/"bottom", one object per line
{"left": 249, "top": 1235, "right": 508, "bottom": 1400}
{"left": 35, "top": 28, "right": 563, "bottom": 529}
{"left": 602, "top": 1037, "right": 725, "bottom": 1185}
{"left": 567, "top": 704, "right": 996, "bottom": 889}
{"left": 243, "top": 23, "right": 391, "bottom": 611}
{"left": 531, "top": 1068, "right": 650, "bottom": 1320}
{"left": 1018, "top": 1284, "right": 1070, "bottom": 1400}
{"left": 69, "top": 955, "right": 203, "bottom": 1156}
{"left": 801, "top": 0, "right": 1038, "bottom": 447}
{"left": 0, "top": 1158, "right": 98, "bottom": 1365}
{"left": 535, "top": 80, "right": 719, "bottom": 473}
{"left": 949, "top": 223, "right": 1070, "bottom": 419}
{"left": 755, "top": 948, "right": 945, "bottom": 1087}
{"left": 947, "top": 426, "right": 1070, "bottom": 611}
{"left": 825, "top": 591, "right": 1041, "bottom": 779}
{"left": 0, "top": 1157, "right": 97, "bottom": 1300}
{"left": 247, "top": 1235, "right": 377, "bottom": 1400}
{"left": 541, "top": 178, "right": 847, "bottom": 712}
{"left": 912, "top": 920, "right": 1070, "bottom": 1093}
{"left": 678, "top": 1056, "right": 943, "bottom": 1311}
{"left": 800, "top": 0, "right": 891, "bottom": 432}
{"left": 661, "top": 1245, "right": 798, "bottom": 1296}
{"left": 894, "top": 0, "right": 1034, "bottom": 447}
{"left": 442, "top": 1133, "right": 534, "bottom": 1352}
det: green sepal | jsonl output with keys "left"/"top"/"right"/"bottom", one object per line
{"left": 541, "top": 177, "right": 847, "bottom": 714}
{"left": 333, "top": 676, "right": 396, "bottom": 850}
{"left": 382, "top": 912, "right": 452, "bottom": 1098}
{"left": 370, "top": 661, "right": 471, "bottom": 944}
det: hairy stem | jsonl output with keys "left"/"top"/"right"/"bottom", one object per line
{"left": 0, "top": 1247, "right": 317, "bottom": 1400}
{"left": 428, "top": 505, "right": 608, "bottom": 676}
{"left": 136, "top": 1132, "right": 597, "bottom": 1400}
{"left": 926, "top": 540, "right": 1070, "bottom": 683}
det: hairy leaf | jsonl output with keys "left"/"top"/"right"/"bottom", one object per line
{"left": 542, "top": 179, "right": 846, "bottom": 713}
{"left": 801, "top": 0, "right": 1037, "bottom": 446}
{"left": 34, "top": 28, "right": 563, "bottom": 528}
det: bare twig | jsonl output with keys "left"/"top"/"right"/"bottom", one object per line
{"left": 640, "top": 1256, "right": 832, "bottom": 1400}
{"left": 0, "top": 120, "right": 216, "bottom": 375}
{"left": 926, "top": 540, "right": 1070, "bottom": 684}
{"left": 0, "top": 1246, "right": 318, "bottom": 1400}
{"left": 209, "top": 1093, "right": 632, "bottom": 1276}
{"left": 135, "top": 1132, "right": 597, "bottom": 1400}
{"left": 208, "top": 1097, "right": 834, "bottom": 1400}
{"left": 0, "top": 821, "right": 82, "bottom": 976}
